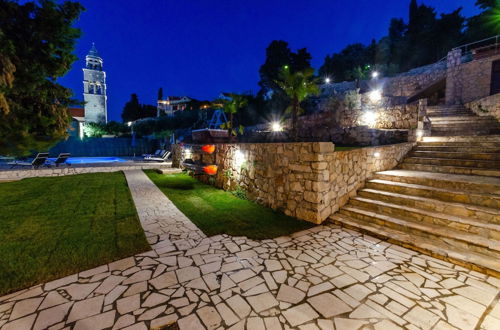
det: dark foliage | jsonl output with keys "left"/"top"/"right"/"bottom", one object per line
{"left": 0, "top": 0, "right": 84, "bottom": 156}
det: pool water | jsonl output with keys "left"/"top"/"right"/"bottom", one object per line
{"left": 48, "top": 157, "right": 127, "bottom": 164}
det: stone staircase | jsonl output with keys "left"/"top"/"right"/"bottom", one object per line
{"left": 331, "top": 105, "right": 500, "bottom": 276}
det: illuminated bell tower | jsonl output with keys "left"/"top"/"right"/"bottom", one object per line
{"left": 83, "top": 43, "right": 107, "bottom": 123}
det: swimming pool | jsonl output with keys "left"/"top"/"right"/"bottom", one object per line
{"left": 48, "top": 157, "right": 128, "bottom": 164}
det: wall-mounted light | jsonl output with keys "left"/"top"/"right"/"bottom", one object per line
{"left": 271, "top": 122, "right": 283, "bottom": 132}
{"left": 368, "top": 90, "right": 382, "bottom": 103}
{"left": 363, "top": 111, "right": 377, "bottom": 126}
{"left": 374, "top": 152, "right": 380, "bottom": 158}
{"left": 235, "top": 150, "right": 245, "bottom": 168}
{"left": 325, "top": 77, "right": 331, "bottom": 84}
{"left": 416, "top": 130, "right": 424, "bottom": 138}
{"left": 184, "top": 148, "right": 192, "bottom": 159}
{"left": 372, "top": 71, "right": 379, "bottom": 79}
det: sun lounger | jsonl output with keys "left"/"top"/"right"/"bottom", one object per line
{"left": 142, "top": 149, "right": 163, "bottom": 159}
{"left": 143, "top": 150, "right": 171, "bottom": 162}
{"left": 8, "top": 153, "right": 50, "bottom": 169}
{"left": 48, "top": 153, "right": 71, "bottom": 167}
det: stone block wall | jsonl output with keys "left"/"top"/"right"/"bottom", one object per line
{"left": 181, "top": 141, "right": 414, "bottom": 224}
{"left": 382, "top": 62, "right": 447, "bottom": 98}
{"left": 446, "top": 51, "right": 500, "bottom": 104}
{"left": 465, "top": 93, "right": 500, "bottom": 121}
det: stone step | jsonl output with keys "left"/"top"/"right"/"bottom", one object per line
{"left": 366, "top": 179, "right": 500, "bottom": 209}
{"left": 422, "top": 135, "right": 500, "bottom": 143}
{"left": 410, "top": 150, "right": 500, "bottom": 161}
{"left": 358, "top": 188, "right": 499, "bottom": 223}
{"left": 414, "top": 146, "right": 500, "bottom": 153}
{"left": 338, "top": 205, "right": 500, "bottom": 258}
{"left": 373, "top": 170, "right": 500, "bottom": 194}
{"left": 430, "top": 128, "right": 500, "bottom": 136}
{"left": 352, "top": 193, "right": 500, "bottom": 234}
{"left": 429, "top": 116, "right": 496, "bottom": 122}
{"left": 431, "top": 122, "right": 500, "bottom": 128}
{"left": 404, "top": 157, "right": 500, "bottom": 169}
{"left": 330, "top": 213, "right": 500, "bottom": 276}
{"left": 398, "top": 162, "right": 500, "bottom": 177}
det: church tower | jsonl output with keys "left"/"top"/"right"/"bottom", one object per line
{"left": 83, "top": 43, "right": 107, "bottom": 123}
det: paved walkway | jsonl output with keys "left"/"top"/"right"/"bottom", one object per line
{"left": 1, "top": 171, "right": 499, "bottom": 330}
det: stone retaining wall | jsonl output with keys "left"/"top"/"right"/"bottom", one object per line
{"left": 0, "top": 163, "right": 173, "bottom": 180}
{"left": 446, "top": 51, "right": 500, "bottom": 104}
{"left": 465, "top": 93, "right": 500, "bottom": 122}
{"left": 181, "top": 142, "right": 413, "bottom": 224}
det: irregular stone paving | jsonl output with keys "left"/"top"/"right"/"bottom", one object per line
{"left": 1, "top": 172, "right": 500, "bottom": 329}
{"left": 124, "top": 170, "right": 206, "bottom": 250}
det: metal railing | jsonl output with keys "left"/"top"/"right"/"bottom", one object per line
{"left": 452, "top": 35, "right": 500, "bottom": 54}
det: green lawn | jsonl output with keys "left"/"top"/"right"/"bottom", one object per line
{"left": 0, "top": 172, "right": 150, "bottom": 295}
{"left": 145, "top": 171, "right": 314, "bottom": 239}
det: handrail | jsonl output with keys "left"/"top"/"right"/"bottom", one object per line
{"left": 452, "top": 35, "right": 500, "bottom": 53}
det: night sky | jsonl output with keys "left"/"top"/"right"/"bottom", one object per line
{"left": 58, "top": 0, "right": 480, "bottom": 122}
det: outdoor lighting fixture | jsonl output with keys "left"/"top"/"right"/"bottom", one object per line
{"left": 271, "top": 122, "right": 283, "bottom": 132}
{"left": 183, "top": 148, "right": 192, "bottom": 159}
{"left": 284, "top": 65, "right": 289, "bottom": 70}
{"left": 127, "top": 121, "right": 132, "bottom": 127}
{"left": 203, "top": 165, "right": 218, "bottom": 176}
{"left": 201, "top": 144, "right": 216, "bottom": 154}
{"left": 372, "top": 71, "right": 379, "bottom": 78}
{"left": 369, "top": 90, "right": 382, "bottom": 103}
{"left": 363, "top": 111, "right": 377, "bottom": 126}
{"left": 325, "top": 77, "right": 331, "bottom": 84}
{"left": 374, "top": 152, "right": 381, "bottom": 158}
{"left": 235, "top": 150, "right": 245, "bottom": 167}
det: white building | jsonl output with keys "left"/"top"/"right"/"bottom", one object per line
{"left": 83, "top": 43, "right": 107, "bottom": 123}
{"left": 157, "top": 96, "right": 191, "bottom": 117}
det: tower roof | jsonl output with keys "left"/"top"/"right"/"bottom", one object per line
{"left": 88, "top": 43, "right": 100, "bottom": 57}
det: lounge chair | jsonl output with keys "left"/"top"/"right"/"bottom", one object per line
{"left": 8, "top": 153, "right": 50, "bottom": 169}
{"left": 144, "top": 150, "right": 171, "bottom": 162}
{"left": 48, "top": 153, "right": 71, "bottom": 167}
{"left": 142, "top": 149, "right": 163, "bottom": 159}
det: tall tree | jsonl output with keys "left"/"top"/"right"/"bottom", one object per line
{"left": 466, "top": 0, "right": 500, "bottom": 42}
{"left": 0, "top": 0, "right": 84, "bottom": 156}
{"left": 121, "top": 93, "right": 141, "bottom": 122}
{"left": 275, "top": 68, "right": 319, "bottom": 141}
{"left": 258, "top": 40, "right": 312, "bottom": 95}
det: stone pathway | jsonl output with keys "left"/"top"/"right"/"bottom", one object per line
{"left": 124, "top": 170, "right": 206, "bottom": 251}
{"left": 1, "top": 171, "right": 500, "bottom": 330}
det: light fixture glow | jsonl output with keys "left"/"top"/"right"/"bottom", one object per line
{"left": 363, "top": 111, "right": 377, "bottom": 126}
{"left": 271, "top": 122, "right": 283, "bottom": 132}
{"left": 235, "top": 150, "right": 245, "bottom": 167}
{"left": 416, "top": 130, "right": 424, "bottom": 138}
{"left": 283, "top": 65, "right": 289, "bottom": 70}
{"left": 368, "top": 90, "right": 382, "bottom": 103}
{"left": 183, "top": 148, "right": 192, "bottom": 159}
{"left": 325, "top": 77, "right": 331, "bottom": 84}
{"left": 372, "top": 71, "right": 379, "bottom": 78}
{"left": 374, "top": 152, "right": 381, "bottom": 158}
{"left": 127, "top": 121, "right": 132, "bottom": 127}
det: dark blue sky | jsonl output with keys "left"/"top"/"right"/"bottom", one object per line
{"left": 59, "top": 0, "right": 480, "bottom": 122}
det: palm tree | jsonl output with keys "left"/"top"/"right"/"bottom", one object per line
{"left": 214, "top": 93, "right": 248, "bottom": 138}
{"left": 275, "top": 67, "right": 319, "bottom": 141}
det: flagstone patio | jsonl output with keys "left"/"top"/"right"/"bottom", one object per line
{"left": 0, "top": 170, "right": 499, "bottom": 330}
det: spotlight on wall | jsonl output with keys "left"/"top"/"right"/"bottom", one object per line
{"left": 372, "top": 71, "right": 379, "bottom": 79}
{"left": 368, "top": 90, "right": 382, "bottom": 103}
{"left": 235, "top": 150, "right": 246, "bottom": 168}
{"left": 325, "top": 77, "right": 331, "bottom": 84}
{"left": 374, "top": 152, "right": 381, "bottom": 158}
{"left": 363, "top": 111, "right": 377, "bottom": 126}
{"left": 271, "top": 121, "right": 283, "bottom": 132}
